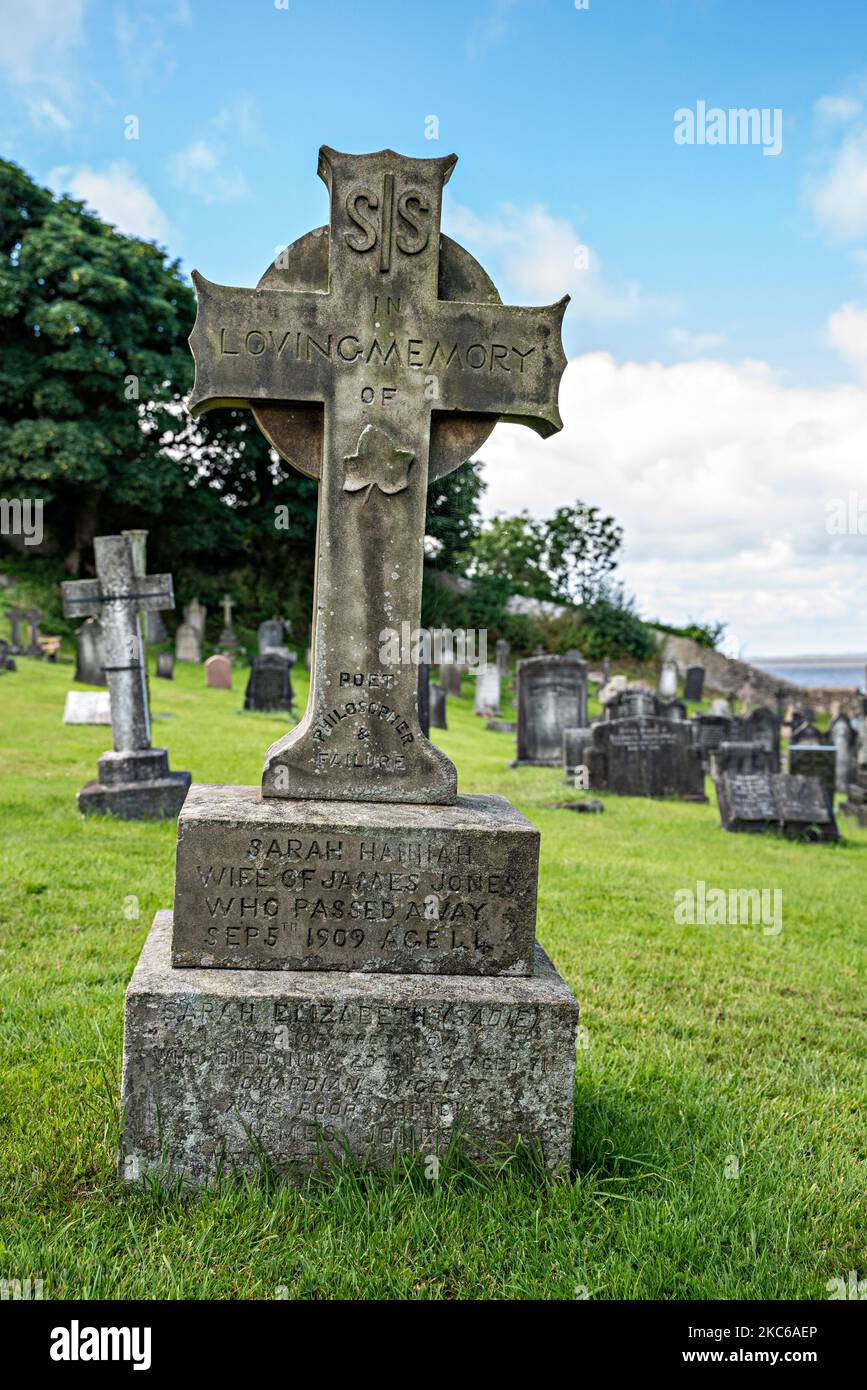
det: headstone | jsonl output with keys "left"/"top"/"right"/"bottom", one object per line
{"left": 7, "top": 605, "right": 25, "bottom": 654}
{"left": 0, "top": 639, "right": 17, "bottom": 673}
{"left": 710, "top": 741, "right": 776, "bottom": 779}
{"left": 788, "top": 744, "right": 836, "bottom": 805}
{"left": 74, "top": 616, "right": 106, "bottom": 686}
{"left": 486, "top": 719, "right": 516, "bottom": 734}
{"left": 655, "top": 698, "right": 686, "bottom": 721}
{"left": 205, "top": 654, "right": 232, "bottom": 690}
{"left": 429, "top": 683, "right": 447, "bottom": 729}
{"left": 692, "top": 713, "right": 740, "bottom": 770}
{"left": 515, "top": 655, "right": 587, "bottom": 765}
{"left": 474, "top": 663, "right": 501, "bottom": 716}
{"left": 791, "top": 721, "right": 823, "bottom": 746}
{"left": 564, "top": 648, "right": 583, "bottom": 662}
{"left": 155, "top": 652, "right": 174, "bottom": 680}
{"left": 828, "top": 714, "right": 857, "bottom": 794}
{"left": 62, "top": 535, "right": 191, "bottom": 818}
{"left": 417, "top": 660, "right": 430, "bottom": 738}
{"left": 742, "top": 706, "right": 782, "bottom": 772}
{"left": 440, "top": 661, "right": 463, "bottom": 698}
{"left": 243, "top": 651, "right": 294, "bottom": 713}
{"left": 122, "top": 529, "right": 170, "bottom": 644}
{"left": 715, "top": 773, "right": 840, "bottom": 841}
{"left": 219, "top": 594, "right": 239, "bottom": 649}
{"left": 63, "top": 691, "right": 111, "bottom": 725}
{"left": 258, "top": 617, "right": 285, "bottom": 655}
{"left": 561, "top": 726, "right": 593, "bottom": 773}
{"left": 175, "top": 604, "right": 203, "bottom": 663}
{"left": 187, "top": 597, "right": 207, "bottom": 641}
{"left": 657, "top": 660, "right": 678, "bottom": 699}
{"left": 683, "top": 664, "right": 705, "bottom": 703}
{"left": 119, "top": 143, "right": 577, "bottom": 1184}
{"left": 608, "top": 688, "right": 655, "bottom": 721}
{"left": 585, "top": 716, "right": 707, "bottom": 800}
{"left": 495, "top": 639, "right": 510, "bottom": 676}
{"left": 26, "top": 606, "right": 42, "bottom": 657}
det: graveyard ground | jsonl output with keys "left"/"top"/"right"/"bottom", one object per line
{"left": 1, "top": 655, "right": 865, "bottom": 1300}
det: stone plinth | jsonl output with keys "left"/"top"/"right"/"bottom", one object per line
{"left": 78, "top": 749, "right": 191, "bottom": 819}
{"left": 172, "top": 785, "right": 540, "bottom": 975}
{"left": 120, "top": 911, "right": 578, "bottom": 1184}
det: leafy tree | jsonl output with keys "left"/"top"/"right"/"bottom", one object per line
{"left": 543, "top": 503, "right": 622, "bottom": 604}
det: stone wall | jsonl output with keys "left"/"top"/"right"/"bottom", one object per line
{"left": 657, "top": 632, "right": 862, "bottom": 718}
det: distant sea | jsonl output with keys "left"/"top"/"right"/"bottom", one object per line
{"left": 750, "top": 660, "right": 866, "bottom": 691}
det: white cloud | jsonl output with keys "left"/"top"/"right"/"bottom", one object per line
{"left": 814, "top": 94, "right": 862, "bottom": 124}
{"left": 472, "top": 352, "right": 867, "bottom": 655}
{"left": 0, "top": 0, "right": 88, "bottom": 84}
{"left": 27, "top": 97, "right": 72, "bottom": 131}
{"left": 168, "top": 97, "right": 259, "bottom": 204}
{"left": 807, "top": 127, "right": 867, "bottom": 240}
{"left": 47, "top": 161, "right": 171, "bottom": 243}
{"left": 667, "top": 326, "right": 727, "bottom": 356}
{"left": 826, "top": 301, "right": 867, "bottom": 378}
{"left": 113, "top": 0, "right": 192, "bottom": 89}
{"left": 446, "top": 201, "right": 674, "bottom": 320}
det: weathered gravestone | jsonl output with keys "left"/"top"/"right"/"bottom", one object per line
{"left": 710, "top": 741, "right": 776, "bottom": 779}
{"left": 495, "top": 639, "right": 510, "bottom": 676}
{"left": 683, "top": 664, "right": 705, "bottom": 703}
{"left": 474, "top": 663, "right": 501, "bottom": 716}
{"left": 562, "top": 726, "right": 593, "bottom": 773}
{"left": 658, "top": 660, "right": 678, "bottom": 700}
{"left": 417, "top": 661, "right": 430, "bottom": 738}
{"left": 742, "top": 706, "right": 781, "bottom": 772}
{"left": 715, "top": 773, "right": 840, "bottom": 842}
{"left": 788, "top": 744, "right": 836, "bottom": 805}
{"left": 791, "top": 720, "right": 823, "bottom": 746}
{"left": 585, "top": 716, "right": 707, "bottom": 800}
{"left": 429, "top": 682, "right": 447, "bottom": 729}
{"left": 692, "top": 713, "right": 741, "bottom": 770}
{"left": 515, "top": 655, "right": 587, "bottom": 765}
{"left": 175, "top": 602, "right": 203, "bottom": 663}
{"left": 62, "top": 536, "right": 191, "bottom": 818}
{"left": 26, "top": 606, "right": 43, "bottom": 657}
{"left": 841, "top": 700, "right": 867, "bottom": 824}
{"left": 219, "top": 594, "right": 239, "bottom": 649}
{"left": 440, "top": 661, "right": 463, "bottom": 697}
{"left": 7, "top": 605, "right": 25, "bottom": 654}
{"left": 243, "top": 651, "right": 294, "bottom": 713}
{"left": 205, "top": 653, "right": 232, "bottom": 690}
{"left": 118, "top": 144, "right": 577, "bottom": 1184}
{"left": 607, "top": 688, "right": 655, "bottom": 721}
{"left": 656, "top": 698, "right": 686, "bottom": 721}
{"left": 258, "top": 617, "right": 286, "bottom": 655}
{"left": 487, "top": 719, "right": 516, "bottom": 733}
{"left": 828, "top": 714, "right": 856, "bottom": 794}
{"left": 74, "top": 616, "right": 106, "bottom": 686}
{"left": 123, "top": 529, "right": 169, "bottom": 644}
{"left": 155, "top": 651, "right": 174, "bottom": 680}
{"left": 0, "top": 638, "right": 17, "bottom": 672}
{"left": 63, "top": 690, "right": 111, "bottom": 725}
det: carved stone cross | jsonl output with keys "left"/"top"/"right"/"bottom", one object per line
{"left": 62, "top": 536, "right": 174, "bottom": 752}
{"left": 188, "top": 146, "right": 569, "bottom": 804}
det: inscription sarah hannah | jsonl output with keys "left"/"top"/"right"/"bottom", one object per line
{"left": 172, "top": 785, "right": 539, "bottom": 974}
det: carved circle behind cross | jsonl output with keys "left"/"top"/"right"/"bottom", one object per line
{"left": 251, "top": 227, "right": 500, "bottom": 483}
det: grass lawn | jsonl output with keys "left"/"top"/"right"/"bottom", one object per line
{"left": 1, "top": 652, "right": 864, "bottom": 1300}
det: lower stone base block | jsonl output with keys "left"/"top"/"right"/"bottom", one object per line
{"left": 119, "top": 912, "right": 579, "bottom": 1184}
{"left": 79, "top": 748, "right": 191, "bottom": 819}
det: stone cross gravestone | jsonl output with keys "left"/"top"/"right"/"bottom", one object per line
{"left": 585, "top": 716, "right": 707, "bottom": 801}
{"left": 515, "top": 655, "right": 587, "bottom": 765}
{"left": 788, "top": 744, "right": 836, "bottom": 805}
{"left": 188, "top": 146, "right": 567, "bottom": 804}
{"left": 474, "top": 663, "right": 501, "bottom": 717}
{"left": 26, "top": 606, "right": 42, "bottom": 657}
{"left": 118, "top": 145, "right": 577, "bottom": 1185}
{"left": 715, "top": 772, "right": 840, "bottom": 841}
{"left": 122, "top": 530, "right": 171, "bottom": 644}
{"left": 7, "top": 605, "right": 25, "bottom": 654}
{"left": 74, "top": 615, "right": 106, "bottom": 686}
{"left": 828, "top": 713, "right": 856, "bottom": 794}
{"left": 205, "top": 653, "right": 232, "bottom": 689}
{"left": 62, "top": 536, "right": 191, "bottom": 818}
{"left": 429, "top": 682, "right": 447, "bottom": 729}
{"left": 683, "top": 664, "right": 705, "bottom": 702}
{"left": 219, "top": 593, "right": 239, "bottom": 648}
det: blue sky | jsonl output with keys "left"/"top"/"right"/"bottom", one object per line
{"left": 3, "top": 0, "right": 867, "bottom": 656}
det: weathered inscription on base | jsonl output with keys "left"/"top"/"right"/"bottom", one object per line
{"left": 173, "top": 784, "right": 539, "bottom": 974}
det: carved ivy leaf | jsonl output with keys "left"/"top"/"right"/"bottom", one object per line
{"left": 343, "top": 424, "right": 415, "bottom": 501}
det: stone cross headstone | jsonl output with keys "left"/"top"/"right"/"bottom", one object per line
{"left": 121, "top": 530, "right": 170, "bottom": 644}
{"left": 658, "top": 660, "right": 678, "bottom": 700}
{"left": 7, "top": 605, "right": 25, "bottom": 654}
{"left": 828, "top": 713, "right": 856, "bottom": 794}
{"left": 715, "top": 772, "right": 840, "bottom": 841}
{"left": 515, "top": 655, "right": 587, "bottom": 765}
{"left": 788, "top": 744, "right": 836, "bottom": 805}
{"left": 0, "top": 638, "right": 17, "bottom": 673}
{"left": 155, "top": 652, "right": 175, "bottom": 680}
{"left": 429, "top": 683, "right": 447, "bottom": 729}
{"left": 188, "top": 145, "right": 567, "bottom": 804}
{"left": 26, "top": 606, "right": 42, "bottom": 657}
{"left": 119, "top": 145, "right": 577, "bottom": 1186}
{"left": 61, "top": 536, "right": 190, "bottom": 817}
{"left": 474, "top": 663, "right": 501, "bottom": 717}
{"left": 586, "top": 717, "right": 707, "bottom": 801}
{"left": 74, "top": 615, "right": 106, "bottom": 686}
{"left": 683, "top": 664, "right": 705, "bottom": 703}
{"left": 205, "top": 653, "right": 232, "bottom": 689}
{"left": 495, "top": 639, "right": 510, "bottom": 676}
{"left": 219, "top": 594, "right": 239, "bottom": 648}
